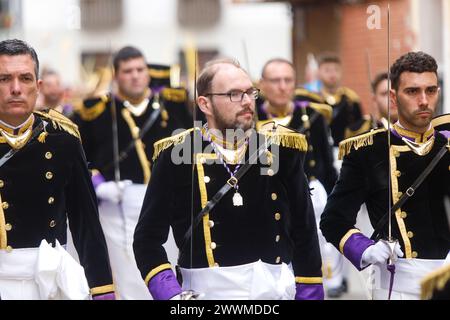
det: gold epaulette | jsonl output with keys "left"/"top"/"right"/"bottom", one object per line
{"left": 338, "top": 128, "right": 386, "bottom": 160}
{"left": 431, "top": 113, "right": 450, "bottom": 129}
{"left": 161, "top": 87, "right": 187, "bottom": 103}
{"left": 294, "top": 88, "right": 324, "bottom": 103}
{"left": 152, "top": 128, "right": 196, "bottom": 161}
{"left": 262, "top": 127, "right": 308, "bottom": 152}
{"left": 35, "top": 109, "right": 81, "bottom": 141}
{"left": 76, "top": 95, "right": 109, "bottom": 121}
{"left": 309, "top": 102, "right": 333, "bottom": 124}
{"left": 341, "top": 87, "right": 360, "bottom": 103}
{"left": 343, "top": 119, "right": 373, "bottom": 140}
{"left": 420, "top": 263, "right": 450, "bottom": 300}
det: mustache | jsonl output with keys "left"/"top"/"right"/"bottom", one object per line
{"left": 237, "top": 108, "right": 254, "bottom": 116}
{"left": 415, "top": 108, "right": 433, "bottom": 115}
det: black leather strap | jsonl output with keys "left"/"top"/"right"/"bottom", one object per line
{"left": 371, "top": 143, "right": 448, "bottom": 240}
{"left": 179, "top": 133, "right": 273, "bottom": 253}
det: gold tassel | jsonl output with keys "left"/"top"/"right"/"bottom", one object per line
{"left": 152, "top": 128, "right": 195, "bottom": 161}
{"left": 38, "top": 131, "right": 48, "bottom": 143}
{"left": 420, "top": 264, "right": 450, "bottom": 300}
{"left": 338, "top": 128, "right": 386, "bottom": 160}
{"left": 265, "top": 132, "right": 308, "bottom": 152}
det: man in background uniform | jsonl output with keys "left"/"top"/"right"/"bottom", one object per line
{"left": 0, "top": 39, "right": 114, "bottom": 300}
{"left": 256, "top": 58, "right": 345, "bottom": 297}
{"left": 371, "top": 72, "right": 398, "bottom": 129}
{"left": 72, "top": 46, "right": 191, "bottom": 299}
{"left": 320, "top": 52, "right": 449, "bottom": 300}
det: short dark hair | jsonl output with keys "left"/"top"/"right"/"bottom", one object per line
{"left": 371, "top": 72, "right": 388, "bottom": 93}
{"left": 317, "top": 52, "right": 341, "bottom": 66}
{"left": 0, "top": 39, "right": 39, "bottom": 77}
{"left": 390, "top": 51, "right": 438, "bottom": 90}
{"left": 261, "top": 58, "right": 295, "bottom": 79}
{"left": 197, "top": 58, "right": 244, "bottom": 97}
{"left": 113, "top": 46, "right": 145, "bottom": 72}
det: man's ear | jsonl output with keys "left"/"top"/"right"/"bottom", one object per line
{"left": 197, "top": 96, "right": 212, "bottom": 116}
{"left": 389, "top": 89, "right": 398, "bottom": 109}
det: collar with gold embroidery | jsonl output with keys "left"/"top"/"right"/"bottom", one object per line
{"left": 262, "top": 101, "right": 294, "bottom": 119}
{"left": 392, "top": 122, "right": 435, "bottom": 143}
{"left": 0, "top": 114, "right": 36, "bottom": 149}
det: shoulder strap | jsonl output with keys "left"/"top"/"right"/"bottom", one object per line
{"left": 371, "top": 143, "right": 448, "bottom": 240}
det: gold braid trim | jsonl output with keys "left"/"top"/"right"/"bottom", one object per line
{"left": 263, "top": 131, "right": 308, "bottom": 152}
{"left": 421, "top": 263, "right": 450, "bottom": 300}
{"left": 161, "top": 87, "right": 187, "bottom": 103}
{"left": 152, "top": 128, "right": 196, "bottom": 161}
{"left": 343, "top": 119, "right": 373, "bottom": 140}
{"left": 341, "top": 87, "right": 361, "bottom": 103}
{"left": 338, "top": 128, "right": 386, "bottom": 160}
{"left": 309, "top": 102, "right": 333, "bottom": 124}
{"left": 77, "top": 95, "right": 108, "bottom": 121}
{"left": 34, "top": 109, "right": 81, "bottom": 141}
{"left": 294, "top": 88, "right": 325, "bottom": 103}
{"left": 431, "top": 113, "right": 450, "bottom": 128}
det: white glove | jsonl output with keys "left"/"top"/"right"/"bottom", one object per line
{"left": 361, "top": 240, "right": 404, "bottom": 268}
{"left": 95, "top": 180, "right": 132, "bottom": 204}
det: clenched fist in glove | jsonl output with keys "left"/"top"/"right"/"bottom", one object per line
{"left": 95, "top": 180, "right": 132, "bottom": 204}
{"left": 361, "top": 240, "right": 404, "bottom": 268}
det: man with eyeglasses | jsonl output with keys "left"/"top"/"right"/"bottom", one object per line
{"left": 256, "top": 58, "right": 345, "bottom": 297}
{"left": 133, "top": 58, "right": 324, "bottom": 300}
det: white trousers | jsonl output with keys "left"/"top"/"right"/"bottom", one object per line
{"left": 180, "top": 260, "right": 296, "bottom": 300}
{"left": 369, "top": 257, "right": 449, "bottom": 300}
{"left": 310, "top": 179, "right": 345, "bottom": 289}
{"left": 98, "top": 183, "right": 178, "bottom": 300}
{"left": 0, "top": 240, "right": 90, "bottom": 300}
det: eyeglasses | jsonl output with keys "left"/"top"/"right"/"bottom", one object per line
{"left": 206, "top": 87, "right": 260, "bottom": 102}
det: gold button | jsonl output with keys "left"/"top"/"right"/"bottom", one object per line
{"left": 397, "top": 192, "right": 403, "bottom": 198}
{"left": 271, "top": 193, "right": 277, "bottom": 201}
{"left": 394, "top": 170, "right": 401, "bottom": 177}
{"left": 275, "top": 213, "right": 281, "bottom": 221}
{"left": 45, "top": 172, "right": 53, "bottom": 180}
{"left": 309, "top": 176, "right": 316, "bottom": 181}
{"left": 48, "top": 197, "right": 55, "bottom": 204}
{"left": 5, "top": 223, "right": 12, "bottom": 231}
{"left": 50, "top": 220, "right": 56, "bottom": 228}
{"left": 308, "top": 145, "right": 314, "bottom": 152}
{"left": 309, "top": 160, "right": 316, "bottom": 167}
{"left": 208, "top": 220, "right": 214, "bottom": 228}
{"left": 5, "top": 245, "right": 12, "bottom": 253}
{"left": 0, "top": 180, "right": 4, "bottom": 188}
{"left": 400, "top": 211, "right": 407, "bottom": 219}
{"left": 267, "top": 169, "right": 274, "bottom": 176}
{"left": 407, "top": 231, "right": 414, "bottom": 238}
{"left": 412, "top": 251, "right": 418, "bottom": 258}
{"left": 2, "top": 202, "right": 9, "bottom": 210}
{"left": 275, "top": 256, "right": 281, "bottom": 263}
{"left": 214, "top": 263, "right": 219, "bottom": 267}
{"left": 275, "top": 235, "right": 280, "bottom": 242}
{"left": 210, "top": 242, "right": 216, "bottom": 250}
{"left": 204, "top": 176, "right": 210, "bottom": 183}
{"left": 45, "top": 152, "right": 53, "bottom": 160}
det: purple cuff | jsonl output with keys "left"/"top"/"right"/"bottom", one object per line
{"left": 91, "top": 171, "right": 106, "bottom": 190}
{"left": 148, "top": 269, "right": 182, "bottom": 300}
{"left": 343, "top": 233, "right": 375, "bottom": 270}
{"left": 438, "top": 130, "right": 450, "bottom": 138}
{"left": 295, "top": 283, "right": 324, "bottom": 300}
{"left": 92, "top": 292, "right": 115, "bottom": 300}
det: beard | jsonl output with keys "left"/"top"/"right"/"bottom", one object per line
{"left": 211, "top": 102, "right": 255, "bottom": 133}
